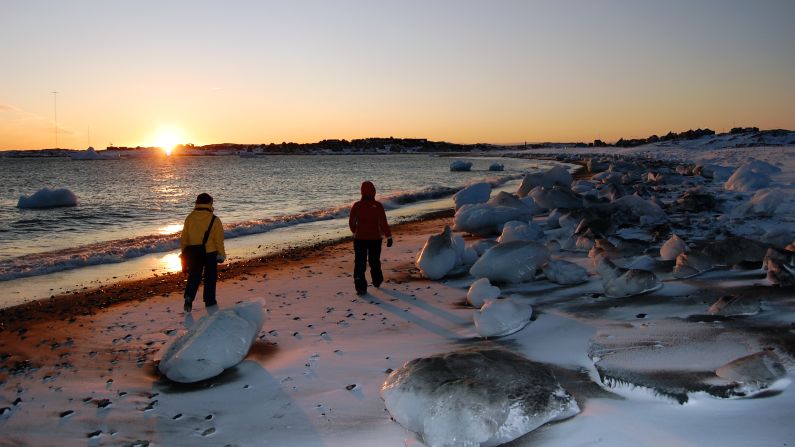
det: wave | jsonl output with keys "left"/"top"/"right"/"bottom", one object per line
{"left": 0, "top": 175, "right": 522, "bottom": 281}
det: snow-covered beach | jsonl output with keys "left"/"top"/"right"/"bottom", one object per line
{"left": 2, "top": 136, "right": 795, "bottom": 446}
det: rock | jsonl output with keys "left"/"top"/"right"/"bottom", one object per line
{"left": 474, "top": 298, "right": 533, "bottom": 338}
{"left": 450, "top": 160, "right": 473, "bottom": 172}
{"left": 470, "top": 241, "right": 550, "bottom": 284}
{"left": 466, "top": 278, "right": 501, "bottom": 308}
{"left": 158, "top": 302, "right": 265, "bottom": 383}
{"left": 416, "top": 226, "right": 457, "bottom": 280}
{"left": 706, "top": 295, "right": 761, "bottom": 316}
{"left": 381, "top": 348, "right": 579, "bottom": 447}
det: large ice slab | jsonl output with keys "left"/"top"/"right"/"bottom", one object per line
{"left": 381, "top": 347, "right": 579, "bottom": 447}
{"left": 470, "top": 241, "right": 550, "bottom": 284}
{"left": 158, "top": 302, "right": 265, "bottom": 383}
{"left": 416, "top": 226, "right": 458, "bottom": 280}
{"left": 473, "top": 298, "right": 533, "bottom": 338}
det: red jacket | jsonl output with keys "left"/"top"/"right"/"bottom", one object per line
{"left": 349, "top": 182, "right": 392, "bottom": 240}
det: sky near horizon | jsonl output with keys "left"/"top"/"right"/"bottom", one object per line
{"left": 1, "top": 0, "right": 794, "bottom": 150}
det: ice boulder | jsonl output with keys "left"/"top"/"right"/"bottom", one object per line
{"left": 466, "top": 277, "right": 501, "bottom": 308}
{"left": 542, "top": 259, "right": 588, "bottom": 285}
{"left": 517, "top": 166, "right": 573, "bottom": 197}
{"left": 158, "top": 302, "right": 265, "bottom": 383}
{"left": 474, "top": 298, "right": 533, "bottom": 338}
{"left": 454, "top": 197, "right": 534, "bottom": 236}
{"left": 453, "top": 183, "right": 491, "bottom": 210}
{"left": 660, "top": 234, "right": 688, "bottom": 261}
{"left": 497, "top": 220, "right": 544, "bottom": 243}
{"left": 529, "top": 187, "right": 583, "bottom": 210}
{"left": 488, "top": 163, "right": 504, "bottom": 171}
{"left": 381, "top": 347, "right": 579, "bottom": 447}
{"left": 17, "top": 188, "right": 78, "bottom": 209}
{"left": 416, "top": 226, "right": 457, "bottom": 280}
{"left": 452, "top": 233, "right": 480, "bottom": 269}
{"left": 724, "top": 160, "right": 777, "bottom": 192}
{"left": 595, "top": 256, "right": 661, "bottom": 298}
{"left": 733, "top": 188, "right": 788, "bottom": 217}
{"left": 450, "top": 160, "right": 473, "bottom": 172}
{"left": 610, "top": 194, "right": 667, "bottom": 226}
{"left": 470, "top": 241, "right": 550, "bottom": 284}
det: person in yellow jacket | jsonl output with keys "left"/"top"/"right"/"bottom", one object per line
{"left": 181, "top": 193, "right": 226, "bottom": 312}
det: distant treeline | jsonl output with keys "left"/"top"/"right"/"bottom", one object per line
{"left": 609, "top": 126, "right": 765, "bottom": 148}
{"left": 197, "top": 137, "right": 484, "bottom": 153}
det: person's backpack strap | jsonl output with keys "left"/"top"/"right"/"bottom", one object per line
{"left": 201, "top": 215, "right": 217, "bottom": 247}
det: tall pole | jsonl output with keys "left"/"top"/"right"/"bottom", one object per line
{"left": 51, "top": 91, "right": 58, "bottom": 148}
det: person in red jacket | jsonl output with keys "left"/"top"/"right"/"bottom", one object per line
{"left": 349, "top": 181, "right": 393, "bottom": 295}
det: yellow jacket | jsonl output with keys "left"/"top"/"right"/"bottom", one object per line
{"left": 180, "top": 204, "right": 226, "bottom": 257}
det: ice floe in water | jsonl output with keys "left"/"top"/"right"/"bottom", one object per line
{"left": 449, "top": 160, "right": 473, "bottom": 172}
{"left": 17, "top": 187, "right": 78, "bottom": 209}
{"left": 381, "top": 347, "right": 579, "bottom": 447}
{"left": 158, "top": 302, "right": 265, "bottom": 383}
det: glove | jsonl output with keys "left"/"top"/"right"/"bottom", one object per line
{"left": 386, "top": 237, "right": 393, "bottom": 248}
{"left": 217, "top": 254, "right": 227, "bottom": 263}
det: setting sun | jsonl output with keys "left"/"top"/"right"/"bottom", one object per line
{"left": 153, "top": 128, "right": 184, "bottom": 155}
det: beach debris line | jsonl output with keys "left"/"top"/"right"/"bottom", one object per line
{"left": 157, "top": 301, "right": 265, "bottom": 383}
{"left": 381, "top": 347, "right": 579, "bottom": 447}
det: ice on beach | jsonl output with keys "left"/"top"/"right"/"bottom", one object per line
{"left": 416, "top": 226, "right": 458, "bottom": 280}
{"left": 724, "top": 160, "right": 779, "bottom": 192}
{"left": 660, "top": 234, "right": 688, "bottom": 261}
{"left": 381, "top": 347, "right": 579, "bottom": 447}
{"left": 610, "top": 195, "right": 667, "bottom": 225}
{"left": 488, "top": 162, "right": 504, "bottom": 171}
{"left": 529, "top": 187, "right": 583, "bottom": 210}
{"left": 452, "top": 232, "right": 480, "bottom": 269}
{"left": 542, "top": 259, "right": 588, "bottom": 285}
{"left": 454, "top": 193, "right": 535, "bottom": 236}
{"left": 517, "top": 166, "right": 573, "bottom": 197}
{"left": 470, "top": 240, "right": 550, "bottom": 284}
{"left": 696, "top": 163, "right": 735, "bottom": 182}
{"left": 595, "top": 256, "right": 661, "bottom": 298}
{"left": 453, "top": 183, "right": 491, "bottom": 210}
{"left": 715, "top": 351, "right": 787, "bottom": 387}
{"left": 158, "top": 302, "right": 265, "bottom": 383}
{"left": 466, "top": 277, "right": 501, "bottom": 308}
{"left": 497, "top": 220, "right": 544, "bottom": 243}
{"left": 474, "top": 297, "right": 533, "bottom": 338}
{"left": 706, "top": 295, "right": 761, "bottom": 316}
{"left": 733, "top": 188, "right": 789, "bottom": 217}
{"left": 449, "top": 160, "right": 473, "bottom": 172}
{"left": 17, "top": 187, "right": 78, "bottom": 209}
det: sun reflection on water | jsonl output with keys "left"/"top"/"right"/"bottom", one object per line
{"left": 158, "top": 224, "right": 183, "bottom": 235}
{"left": 161, "top": 252, "right": 183, "bottom": 273}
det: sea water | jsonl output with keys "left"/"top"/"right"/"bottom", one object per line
{"left": 0, "top": 153, "right": 558, "bottom": 307}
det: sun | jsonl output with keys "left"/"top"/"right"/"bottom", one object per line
{"left": 153, "top": 128, "right": 184, "bottom": 155}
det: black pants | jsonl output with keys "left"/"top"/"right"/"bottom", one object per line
{"left": 354, "top": 239, "right": 383, "bottom": 293}
{"left": 185, "top": 251, "right": 218, "bottom": 306}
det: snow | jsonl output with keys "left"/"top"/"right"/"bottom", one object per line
{"left": 466, "top": 277, "right": 501, "bottom": 308}
{"left": 469, "top": 240, "right": 550, "bottom": 284}
{"left": 453, "top": 182, "right": 491, "bottom": 210}
{"left": 474, "top": 298, "right": 533, "bottom": 338}
{"left": 157, "top": 301, "right": 265, "bottom": 383}
{"left": 17, "top": 187, "right": 78, "bottom": 209}
{"left": 449, "top": 160, "right": 473, "bottom": 172}
{"left": 416, "top": 225, "right": 457, "bottom": 280}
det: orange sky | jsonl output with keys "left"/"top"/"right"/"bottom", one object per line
{"left": 2, "top": 1, "right": 794, "bottom": 150}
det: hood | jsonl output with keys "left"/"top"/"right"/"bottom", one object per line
{"left": 194, "top": 203, "right": 214, "bottom": 212}
{"left": 361, "top": 181, "right": 376, "bottom": 199}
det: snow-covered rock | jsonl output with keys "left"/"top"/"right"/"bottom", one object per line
{"left": 474, "top": 298, "right": 533, "bottom": 338}
{"left": 470, "top": 241, "right": 550, "bottom": 284}
{"left": 416, "top": 226, "right": 457, "bottom": 280}
{"left": 466, "top": 277, "right": 501, "bottom": 308}
{"left": 453, "top": 183, "right": 492, "bottom": 210}
{"left": 660, "top": 234, "right": 688, "bottom": 261}
{"left": 381, "top": 348, "right": 579, "bottom": 447}
{"left": 17, "top": 188, "right": 78, "bottom": 209}
{"left": 497, "top": 220, "right": 544, "bottom": 243}
{"left": 724, "top": 160, "right": 778, "bottom": 192}
{"left": 450, "top": 160, "right": 473, "bottom": 172}
{"left": 158, "top": 302, "right": 265, "bottom": 383}
{"left": 542, "top": 259, "right": 588, "bottom": 285}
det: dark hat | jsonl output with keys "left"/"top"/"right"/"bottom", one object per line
{"left": 196, "top": 193, "right": 213, "bottom": 204}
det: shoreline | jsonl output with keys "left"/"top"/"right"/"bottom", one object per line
{"left": 0, "top": 209, "right": 454, "bottom": 333}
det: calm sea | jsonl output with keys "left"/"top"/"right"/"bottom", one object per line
{"left": 0, "top": 153, "right": 555, "bottom": 306}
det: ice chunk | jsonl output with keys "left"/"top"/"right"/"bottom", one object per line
{"left": 466, "top": 277, "right": 501, "bottom": 308}
{"left": 470, "top": 241, "right": 550, "bottom": 284}
{"left": 17, "top": 188, "right": 78, "bottom": 209}
{"left": 517, "top": 166, "right": 573, "bottom": 197}
{"left": 158, "top": 302, "right": 265, "bottom": 383}
{"left": 529, "top": 187, "right": 583, "bottom": 210}
{"left": 497, "top": 220, "right": 544, "bottom": 243}
{"left": 416, "top": 226, "right": 457, "bottom": 280}
{"left": 454, "top": 183, "right": 491, "bottom": 210}
{"left": 474, "top": 298, "right": 533, "bottom": 338}
{"left": 706, "top": 295, "right": 761, "bottom": 316}
{"left": 610, "top": 195, "right": 667, "bottom": 225}
{"left": 542, "top": 259, "right": 588, "bottom": 285}
{"left": 381, "top": 348, "right": 579, "bottom": 447}
{"left": 716, "top": 351, "right": 786, "bottom": 389}
{"left": 724, "top": 161, "right": 774, "bottom": 192}
{"left": 595, "top": 256, "right": 661, "bottom": 298}
{"left": 732, "top": 188, "right": 788, "bottom": 216}
{"left": 454, "top": 200, "right": 534, "bottom": 236}
{"left": 660, "top": 234, "right": 688, "bottom": 261}
{"left": 488, "top": 163, "right": 504, "bottom": 171}
{"left": 449, "top": 160, "right": 473, "bottom": 172}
